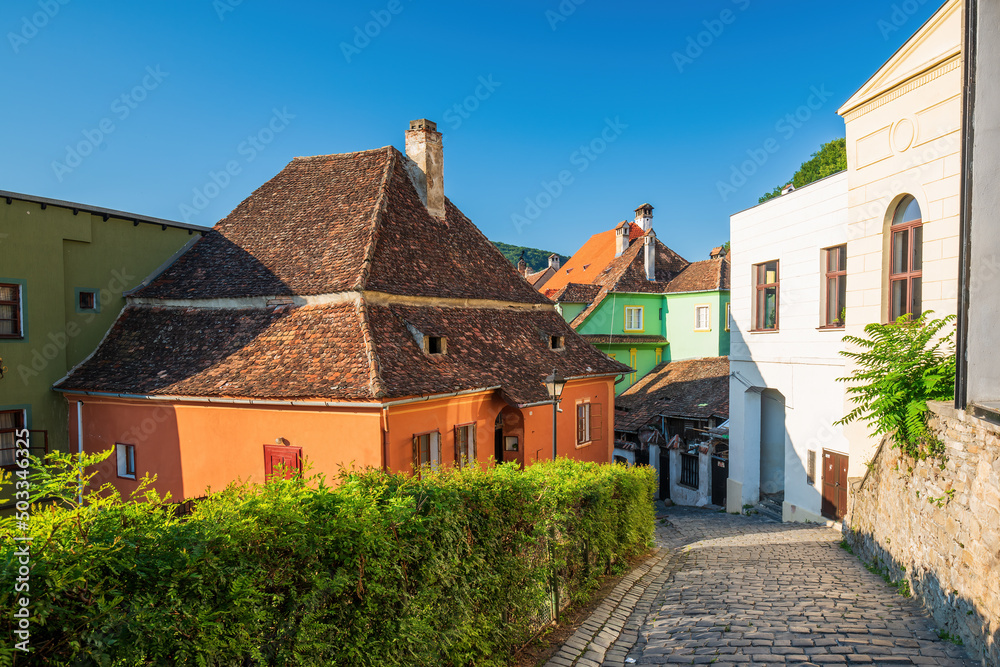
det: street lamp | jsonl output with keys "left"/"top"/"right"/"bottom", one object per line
{"left": 544, "top": 369, "right": 567, "bottom": 461}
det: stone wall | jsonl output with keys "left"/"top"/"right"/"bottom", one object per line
{"left": 846, "top": 401, "right": 1000, "bottom": 666}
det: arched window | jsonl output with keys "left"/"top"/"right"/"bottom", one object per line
{"left": 889, "top": 196, "right": 922, "bottom": 320}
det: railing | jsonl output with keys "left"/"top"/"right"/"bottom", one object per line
{"left": 0, "top": 430, "right": 49, "bottom": 470}
{"left": 679, "top": 452, "right": 699, "bottom": 489}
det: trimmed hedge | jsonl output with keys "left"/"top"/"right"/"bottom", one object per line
{"left": 0, "top": 451, "right": 655, "bottom": 666}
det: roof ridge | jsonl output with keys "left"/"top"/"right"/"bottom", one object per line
{"left": 355, "top": 146, "right": 398, "bottom": 290}
{"left": 292, "top": 146, "right": 395, "bottom": 162}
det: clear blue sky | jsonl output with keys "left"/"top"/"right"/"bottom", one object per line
{"left": 1, "top": 0, "right": 941, "bottom": 262}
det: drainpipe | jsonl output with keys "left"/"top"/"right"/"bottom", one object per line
{"left": 76, "top": 400, "right": 84, "bottom": 505}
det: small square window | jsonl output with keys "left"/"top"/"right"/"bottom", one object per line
{"left": 425, "top": 336, "right": 446, "bottom": 355}
{"left": 75, "top": 288, "right": 100, "bottom": 314}
{"left": 550, "top": 335, "right": 565, "bottom": 350}
{"left": 116, "top": 443, "right": 136, "bottom": 479}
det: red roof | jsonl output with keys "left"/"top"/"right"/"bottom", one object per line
{"left": 541, "top": 222, "right": 645, "bottom": 298}
{"left": 59, "top": 145, "right": 630, "bottom": 403}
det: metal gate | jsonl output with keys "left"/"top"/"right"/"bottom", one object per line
{"left": 711, "top": 456, "right": 728, "bottom": 507}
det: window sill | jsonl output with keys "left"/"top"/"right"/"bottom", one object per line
{"left": 749, "top": 329, "right": 779, "bottom": 334}
{"left": 575, "top": 441, "right": 592, "bottom": 449}
{"left": 816, "top": 326, "right": 845, "bottom": 331}
{"left": 693, "top": 329, "right": 711, "bottom": 333}
{"left": 678, "top": 482, "right": 698, "bottom": 490}
{"left": 117, "top": 474, "right": 136, "bottom": 480}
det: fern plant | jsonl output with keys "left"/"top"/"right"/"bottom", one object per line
{"left": 836, "top": 312, "right": 956, "bottom": 459}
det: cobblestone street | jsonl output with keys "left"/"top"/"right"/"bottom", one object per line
{"left": 544, "top": 506, "right": 976, "bottom": 667}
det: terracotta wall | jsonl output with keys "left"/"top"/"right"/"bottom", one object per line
{"left": 68, "top": 378, "right": 617, "bottom": 500}
{"left": 68, "top": 397, "right": 382, "bottom": 500}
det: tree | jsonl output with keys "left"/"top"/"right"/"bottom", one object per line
{"left": 759, "top": 138, "right": 847, "bottom": 204}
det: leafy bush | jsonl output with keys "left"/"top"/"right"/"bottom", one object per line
{"left": 836, "top": 312, "right": 956, "bottom": 459}
{"left": 0, "top": 452, "right": 654, "bottom": 666}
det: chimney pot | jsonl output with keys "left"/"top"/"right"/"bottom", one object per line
{"left": 635, "top": 203, "right": 654, "bottom": 233}
{"left": 614, "top": 221, "right": 629, "bottom": 257}
{"left": 404, "top": 119, "right": 445, "bottom": 219}
{"left": 548, "top": 253, "right": 560, "bottom": 270}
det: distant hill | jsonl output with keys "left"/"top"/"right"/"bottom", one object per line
{"left": 493, "top": 242, "right": 570, "bottom": 273}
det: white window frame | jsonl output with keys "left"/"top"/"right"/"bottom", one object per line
{"left": 694, "top": 304, "right": 711, "bottom": 331}
{"left": 116, "top": 443, "right": 136, "bottom": 479}
{"left": 624, "top": 306, "right": 644, "bottom": 332}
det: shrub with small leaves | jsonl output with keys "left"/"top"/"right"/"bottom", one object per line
{"left": 0, "top": 451, "right": 654, "bottom": 666}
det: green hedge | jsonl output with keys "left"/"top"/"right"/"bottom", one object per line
{"left": 0, "top": 452, "right": 655, "bottom": 666}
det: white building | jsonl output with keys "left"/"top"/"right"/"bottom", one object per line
{"left": 727, "top": 0, "right": 963, "bottom": 523}
{"left": 727, "top": 173, "right": 851, "bottom": 522}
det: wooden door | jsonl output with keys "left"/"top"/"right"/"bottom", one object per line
{"left": 711, "top": 457, "right": 728, "bottom": 507}
{"left": 821, "top": 450, "right": 848, "bottom": 520}
{"left": 264, "top": 445, "right": 302, "bottom": 480}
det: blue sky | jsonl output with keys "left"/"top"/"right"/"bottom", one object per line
{"left": 1, "top": 0, "right": 941, "bottom": 262}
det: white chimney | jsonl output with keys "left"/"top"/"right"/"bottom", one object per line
{"left": 404, "top": 119, "right": 445, "bottom": 219}
{"left": 548, "top": 253, "right": 560, "bottom": 270}
{"left": 644, "top": 231, "right": 656, "bottom": 281}
{"left": 614, "top": 221, "right": 629, "bottom": 257}
{"left": 635, "top": 203, "right": 653, "bottom": 232}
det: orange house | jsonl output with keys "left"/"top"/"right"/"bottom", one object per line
{"left": 55, "top": 120, "right": 629, "bottom": 500}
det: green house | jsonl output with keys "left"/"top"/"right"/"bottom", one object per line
{"left": 0, "top": 190, "right": 202, "bottom": 471}
{"left": 548, "top": 206, "right": 730, "bottom": 394}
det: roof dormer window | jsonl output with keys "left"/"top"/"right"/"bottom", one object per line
{"left": 425, "top": 336, "right": 446, "bottom": 355}
{"left": 550, "top": 335, "right": 565, "bottom": 351}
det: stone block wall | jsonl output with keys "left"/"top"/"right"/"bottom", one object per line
{"left": 846, "top": 401, "right": 1000, "bottom": 666}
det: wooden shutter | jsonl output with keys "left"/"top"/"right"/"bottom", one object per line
{"left": 412, "top": 435, "right": 419, "bottom": 473}
{"left": 454, "top": 426, "right": 463, "bottom": 466}
{"left": 471, "top": 425, "right": 477, "bottom": 461}
{"left": 590, "top": 403, "right": 603, "bottom": 442}
{"left": 577, "top": 405, "right": 586, "bottom": 443}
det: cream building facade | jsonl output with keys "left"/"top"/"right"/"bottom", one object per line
{"left": 838, "top": 0, "right": 963, "bottom": 479}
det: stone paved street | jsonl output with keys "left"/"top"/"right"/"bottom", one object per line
{"left": 544, "top": 506, "right": 976, "bottom": 667}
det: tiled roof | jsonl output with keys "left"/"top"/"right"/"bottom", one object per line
{"left": 551, "top": 282, "right": 602, "bottom": 303}
{"left": 59, "top": 142, "right": 629, "bottom": 403}
{"left": 57, "top": 302, "right": 629, "bottom": 403}
{"left": 614, "top": 357, "right": 730, "bottom": 433}
{"left": 664, "top": 256, "right": 730, "bottom": 293}
{"left": 568, "top": 235, "right": 689, "bottom": 328}
{"left": 541, "top": 222, "right": 645, "bottom": 298}
{"left": 526, "top": 267, "right": 554, "bottom": 287}
{"left": 368, "top": 305, "right": 629, "bottom": 404}
{"left": 56, "top": 304, "right": 376, "bottom": 400}
{"left": 134, "top": 147, "right": 549, "bottom": 305}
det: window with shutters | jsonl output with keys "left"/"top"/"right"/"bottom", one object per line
{"left": 624, "top": 306, "right": 643, "bottom": 332}
{"left": 412, "top": 431, "right": 441, "bottom": 476}
{"left": 454, "top": 423, "right": 476, "bottom": 468}
{"left": 575, "top": 401, "right": 603, "bottom": 446}
{"left": 0, "top": 283, "right": 23, "bottom": 339}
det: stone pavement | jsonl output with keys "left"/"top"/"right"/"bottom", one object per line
{"left": 544, "top": 506, "right": 976, "bottom": 667}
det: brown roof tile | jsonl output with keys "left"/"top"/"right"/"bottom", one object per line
{"left": 664, "top": 256, "right": 730, "bottom": 293}
{"left": 134, "top": 148, "right": 549, "bottom": 305}
{"left": 615, "top": 357, "right": 730, "bottom": 433}
{"left": 57, "top": 304, "right": 376, "bottom": 400}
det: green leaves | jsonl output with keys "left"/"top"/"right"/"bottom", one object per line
{"left": 0, "top": 455, "right": 654, "bottom": 666}
{"left": 759, "top": 138, "right": 847, "bottom": 204}
{"left": 836, "top": 312, "right": 956, "bottom": 459}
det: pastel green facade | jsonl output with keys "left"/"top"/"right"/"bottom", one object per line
{"left": 567, "top": 290, "right": 730, "bottom": 394}
{"left": 0, "top": 196, "right": 199, "bottom": 460}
